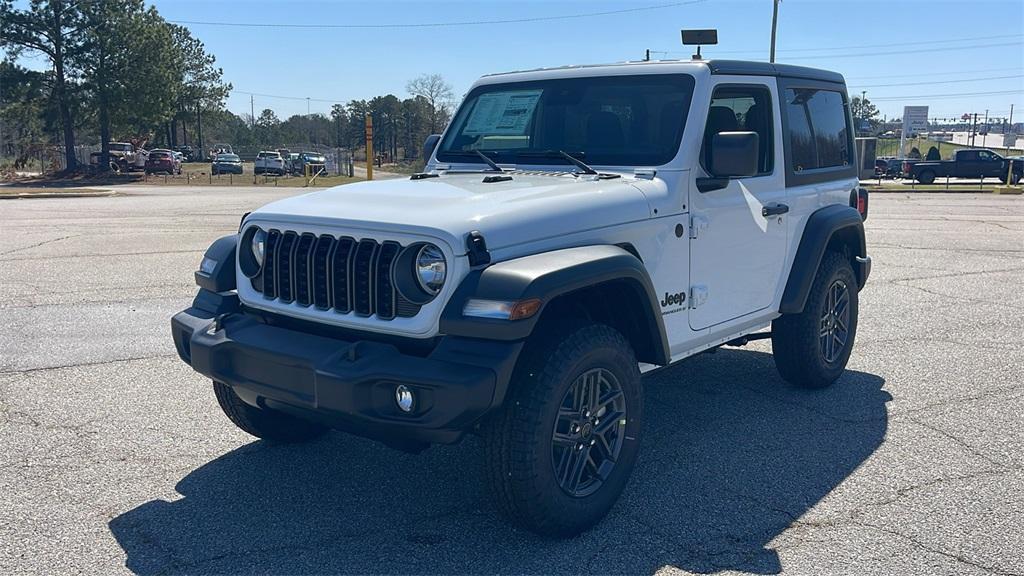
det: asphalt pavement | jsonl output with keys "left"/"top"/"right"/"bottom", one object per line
{"left": 1, "top": 186, "right": 1022, "bottom": 575}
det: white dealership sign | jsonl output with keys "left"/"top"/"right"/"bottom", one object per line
{"left": 902, "top": 106, "right": 929, "bottom": 136}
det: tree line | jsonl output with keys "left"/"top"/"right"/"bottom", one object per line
{"left": 1, "top": 0, "right": 230, "bottom": 171}
{"left": 1, "top": 1, "right": 456, "bottom": 172}
{"left": 235, "top": 74, "right": 455, "bottom": 164}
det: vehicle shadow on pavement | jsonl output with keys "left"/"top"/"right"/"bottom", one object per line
{"left": 110, "top": 348, "right": 889, "bottom": 575}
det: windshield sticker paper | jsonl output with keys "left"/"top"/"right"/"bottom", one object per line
{"left": 462, "top": 90, "right": 542, "bottom": 136}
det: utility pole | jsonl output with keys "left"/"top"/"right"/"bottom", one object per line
{"left": 770, "top": 0, "right": 781, "bottom": 63}
{"left": 970, "top": 113, "right": 978, "bottom": 147}
{"left": 196, "top": 101, "right": 204, "bottom": 158}
{"left": 644, "top": 49, "right": 650, "bottom": 62}
{"left": 250, "top": 94, "right": 255, "bottom": 129}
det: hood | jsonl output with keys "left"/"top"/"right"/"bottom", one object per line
{"left": 250, "top": 172, "right": 655, "bottom": 253}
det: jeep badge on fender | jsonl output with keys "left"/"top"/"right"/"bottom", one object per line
{"left": 661, "top": 291, "right": 687, "bottom": 307}
{"left": 172, "top": 48, "right": 870, "bottom": 538}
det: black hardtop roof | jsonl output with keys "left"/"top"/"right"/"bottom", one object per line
{"left": 707, "top": 60, "right": 846, "bottom": 84}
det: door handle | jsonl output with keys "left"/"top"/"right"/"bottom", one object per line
{"left": 762, "top": 203, "right": 790, "bottom": 217}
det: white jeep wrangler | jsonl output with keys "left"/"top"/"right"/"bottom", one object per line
{"left": 173, "top": 58, "right": 870, "bottom": 537}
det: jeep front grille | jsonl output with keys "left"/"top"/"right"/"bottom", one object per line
{"left": 251, "top": 230, "right": 420, "bottom": 320}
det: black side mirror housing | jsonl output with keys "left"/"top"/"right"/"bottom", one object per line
{"left": 422, "top": 134, "right": 441, "bottom": 162}
{"left": 709, "top": 131, "right": 759, "bottom": 178}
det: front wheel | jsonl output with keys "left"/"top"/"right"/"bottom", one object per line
{"left": 213, "top": 381, "right": 328, "bottom": 443}
{"left": 482, "top": 322, "right": 643, "bottom": 537}
{"left": 772, "top": 251, "right": 859, "bottom": 388}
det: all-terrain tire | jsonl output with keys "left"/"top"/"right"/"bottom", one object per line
{"left": 213, "top": 381, "right": 328, "bottom": 443}
{"left": 771, "top": 251, "right": 859, "bottom": 388}
{"left": 482, "top": 322, "right": 643, "bottom": 537}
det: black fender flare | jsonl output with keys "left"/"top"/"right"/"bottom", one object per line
{"left": 780, "top": 205, "right": 867, "bottom": 314}
{"left": 194, "top": 234, "right": 237, "bottom": 293}
{"left": 440, "top": 245, "right": 670, "bottom": 365}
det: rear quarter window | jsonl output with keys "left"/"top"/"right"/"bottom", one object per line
{"left": 784, "top": 87, "right": 850, "bottom": 172}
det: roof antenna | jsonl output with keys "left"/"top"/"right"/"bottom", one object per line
{"left": 681, "top": 29, "right": 718, "bottom": 60}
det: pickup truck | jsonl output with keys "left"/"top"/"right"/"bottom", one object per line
{"left": 907, "top": 148, "right": 1022, "bottom": 184}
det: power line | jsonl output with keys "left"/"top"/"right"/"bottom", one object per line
{"left": 652, "top": 40, "right": 1021, "bottom": 60}
{"left": 785, "top": 41, "right": 1022, "bottom": 61}
{"left": 721, "top": 32, "right": 1023, "bottom": 54}
{"left": 869, "top": 89, "right": 1024, "bottom": 102}
{"left": 846, "top": 67, "right": 1023, "bottom": 81}
{"left": 850, "top": 74, "right": 1024, "bottom": 89}
{"left": 236, "top": 90, "right": 340, "bottom": 104}
{"left": 169, "top": 0, "right": 709, "bottom": 29}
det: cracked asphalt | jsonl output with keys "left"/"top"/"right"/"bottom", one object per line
{"left": 1, "top": 187, "right": 1022, "bottom": 575}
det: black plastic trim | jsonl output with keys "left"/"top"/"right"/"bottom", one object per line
{"left": 780, "top": 205, "right": 867, "bottom": 314}
{"left": 170, "top": 305, "right": 523, "bottom": 445}
{"left": 707, "top": 60, "right": 846, "bottom": 84}
{"left": 441, "top": 245, "right": 670, "bottom": 365}
{"left": 194, "top": 235, "right": 238, "bottom": 293}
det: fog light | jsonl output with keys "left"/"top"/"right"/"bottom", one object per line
{"left": 395, "top": 385, "right": 415, "bottom": 413}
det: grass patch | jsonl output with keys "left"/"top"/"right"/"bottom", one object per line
{"left": 0, "top": 187, "right": 112, "bottom": 198}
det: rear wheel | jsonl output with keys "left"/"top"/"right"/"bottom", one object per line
{"left": 213, "top": 381, "right": 328, "bottom": 443}
{"left": 482, "top": 322, "right": 643, "bottom": 537}
{"left": 771, "top": 251, "right": 859, "bottom": 388}
{"left": 917, "top": 170, "right": 936, "bottom": 184}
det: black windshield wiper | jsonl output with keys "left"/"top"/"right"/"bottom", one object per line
{"left": 444, "top": 150, "right": 503, "bottom": 172}
{"left": 515, "top": 150, "right": 596, "bottom": 175}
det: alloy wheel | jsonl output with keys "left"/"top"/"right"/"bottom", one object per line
{"left": 820, "top": 279, "right": 851, "bottom": 364}
{"left": 551, "top": 368, "right": 627, "bottom": 498}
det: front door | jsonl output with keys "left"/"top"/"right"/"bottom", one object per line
{"left": 689, "top": 80, "right": 788, "bottom": 331}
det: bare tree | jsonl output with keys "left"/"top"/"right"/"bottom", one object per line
{"left": 406, "top": 74, "right": 453, "bottom": 134}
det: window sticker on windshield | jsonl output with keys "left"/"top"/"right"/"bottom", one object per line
{"left": 462, "top": 90, "right": 542, "bottom": 136}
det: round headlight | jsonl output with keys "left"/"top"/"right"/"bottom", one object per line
{"left": 415, "top": 244, "right": 446, "bottom": 295}
{"left": 251, "top": 228, "right": 267, "bottom": 267}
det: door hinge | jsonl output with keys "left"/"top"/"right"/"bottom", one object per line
{"left": 690, "top": 285, "right": 708, "bottom": 309}
{"left": 689, "top": 215, "right": 708, "bottom": 239}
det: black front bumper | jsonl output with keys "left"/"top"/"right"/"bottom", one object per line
{"left": 172, "top": 291, "right": 522, "bottom": 445}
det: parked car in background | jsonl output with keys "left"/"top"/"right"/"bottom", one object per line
{"left": 209, "top": 144, "right": 233, "bottom": 160}
{"left": 874, "top": 158, "right": 888, "bottom": 177}
{"left": 254, "top": 150, "right": 286, "bottom": 175}
{"left": 172, "top": 151, "right": 184, "bottom": 164}
{"left": 211, "top": 153, "right": 243, "bottom": 175}
{"left": 90, "top": 142, "right": 137, "bottom": 172}
{"left": 907, "top": 148, "right": 1022, "bottom": 184}
{"left": 296, "top": 151, "right": 327, "bottom": 175}
{"left": 883, "top": 158, "right": 906, "bottom": 178}
{"left": 287, "top": 152, "right": 301, "bottom": 174}
{"left": 173, "top": 145, "right": 198, "bottom": 162}
{"left": 145, "top": 149, "right": 182, "bottom": 175}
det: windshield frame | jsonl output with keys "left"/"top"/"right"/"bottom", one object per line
{"left": 436, "top": 73, "right": 695, "bottom": 169}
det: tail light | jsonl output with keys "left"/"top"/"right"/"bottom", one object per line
{"left": 853, "top": 187, "right": 869, "bottom": 221}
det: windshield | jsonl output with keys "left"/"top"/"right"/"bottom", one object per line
{"left": 215, "top": 154, "right": 239, "bottom": 162}
{"left": 109, "top": 143, "right": 132, "bottom": 152}
{"left": 437, "top": 74, "right": 694, "bottom": 167}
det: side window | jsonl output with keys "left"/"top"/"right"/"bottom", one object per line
{"left": 960, "top": 150, "right": 979, "bottom": 161}
{"left": 978, "top": 150, "right": 994, "bottom": 161}
{"left": 703, "top": 86, "right": 774, "bottom": 175}
{"left": 784, "top": 88, "right": 851, "bottom": 172}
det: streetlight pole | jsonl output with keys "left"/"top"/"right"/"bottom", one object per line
{"left": 770, "top": 0, "right": 781, "bottom": 63}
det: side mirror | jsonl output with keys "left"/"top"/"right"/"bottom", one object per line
{"left": 709, "top": 131, "right": 759, "bottom": 177}
{"left": 422, "top": 134, "right": 441, "bottom": 161}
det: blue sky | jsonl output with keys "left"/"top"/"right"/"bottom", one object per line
{"left": 19, "top": 0, "right": 1024, "bottom": 122}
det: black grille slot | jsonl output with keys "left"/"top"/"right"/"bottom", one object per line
{"left": 353, "top": 239, "right": 377, "bottom": 316}
{"left": 375, "top": 242, "right": 400, "bottom": 319}
{"left": 294, "top": 233, "right": 316, "bottom": 306}
{"left": 261, "top": 230, "right": 281, "bottom": 298}
{"left": 250, "top": 230, "right": 420, "bottom": 321}
{"left": 276, "top": 231, "right": 298, "bottom": 302}
{"left": 312, "top": 235, "right": 335, "bottom": 309}
{"left": 331, "top": 237, "right": 355, "bottom": 313}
